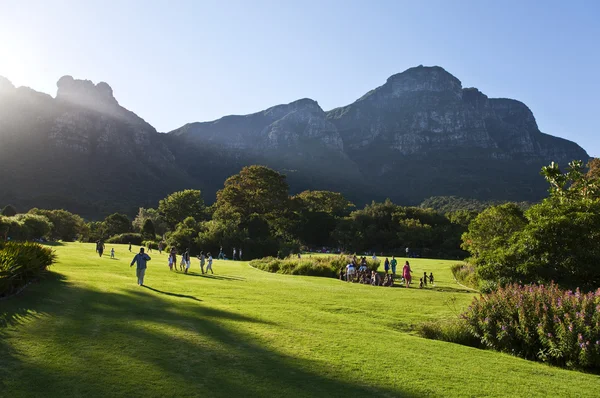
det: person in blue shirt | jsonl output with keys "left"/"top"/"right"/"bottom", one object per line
{"left": 130, "top": 247, "right": 151, "bottom": 286}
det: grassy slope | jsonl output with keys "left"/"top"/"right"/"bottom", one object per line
{"left": 1, "top": 243, "right": 598, "bottom": 397}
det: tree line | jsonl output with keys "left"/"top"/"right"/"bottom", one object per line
{"left": 1, "top": 165, "right": 481, "bottom": 260}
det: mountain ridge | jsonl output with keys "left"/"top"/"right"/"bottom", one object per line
{"left": 0, "top": 66, "right": 590, "bottom": 218}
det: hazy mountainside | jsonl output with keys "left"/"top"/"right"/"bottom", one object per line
{"left": 173, "top": 66, "right": 588, "bottom": 204}
{"left": 0, "top": 65, "right": 590, "bottom": 219}
{"left": 0, "top": 76, "right": 196, "bottom": 218}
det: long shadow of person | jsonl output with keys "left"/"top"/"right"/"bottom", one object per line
{"left": 142, "top": 285, "right": 202, "bottom": 302}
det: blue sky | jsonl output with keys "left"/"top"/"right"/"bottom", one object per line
{"left": 1, "top": 0, "right": 598, "bottom": 156}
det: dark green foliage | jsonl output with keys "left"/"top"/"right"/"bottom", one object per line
{"left": 166, "top": 217, "right": 201, "bottom": 253}
{"left": 141, "top": 219, "right": 156, "bottom": 239}
{"left": 462, "top": 160, "right": 600, "bottom": 291}
{"left": 461, "top": 203, "right": 527, "bottom": 259}
{"left": 103, "top": 213, "right": 131, "bottom": 237}
{"left": 0, "top": 241, "right": 56, "bottom": 297}
{"left": 332, "top": 200, "right": 466, "bottom": 258}
{"left": 133, "top": 208, "right": 168, "bottom": 236}
{"left": 1, "top": 205, "right": 17, "bottom": 217}
{"left": 28, "top": 209, "right": 86, "bottom": 241}
{"left": 158, "top": 190, "right": 205, "bottom": 228}
{"left": 106, "top": 233, "right": 143, "bottom": 245}
{"left": 250, "top": 255, "right": 380, "bottom": 278}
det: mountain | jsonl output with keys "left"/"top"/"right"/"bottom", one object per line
{"left": 0, "top": 76, "right": 195, "bottom": 217}
{"left": 0, "top": 66, "right": 590, "bottom": 219}
{"left": 172, "top": 66, "right": 588, "bottom": 204}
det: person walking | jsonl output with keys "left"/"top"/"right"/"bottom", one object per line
{"left": 384, "top": 258, "right": 390, "bottom": 274}
{"left": 233, "top": 247, "right": 237, "bottom": 261}
{"left": 390, "top": 256, "right": 398, "bottom": 275}
{"left": 239, "top": 249, "right": 242, "bottom": 261}
{"left": 169, "top": 247, "right": 177, "bottom": 271}
{"left": 402, "top": 261, "right": 412, "bottom": 288}
{"left": 130, "top": 247, "right": 151, "bottom": 286}
{"left": 129, "top": 242, "right": 132, "bottom": 252}
{"left": 96, "top": 240, "right": 105, "bottom": 257}
{"left": 110, "top": 247, "right": 115, "bottom": 259}
{"left": 198, "top": 251, "right": 206, "bottom": 274}
{"left": 183, "top": 248, "right": 191, "bottom": 274}
{"left": 205, "top": 252, "right": 214, "bottom": 274}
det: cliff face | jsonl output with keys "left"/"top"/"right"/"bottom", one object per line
{"left": 0, "top": 77, "right": 194, "bottom": 217}
{"left": 0, "top": 66, "right": 590, "bottom": 218}
{"left": 171, "top": 66, "right": 588, "bottom": 205}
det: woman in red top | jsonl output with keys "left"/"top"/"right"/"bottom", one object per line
{"left": 402, "top": 261, "right": 412, "bottom": 288}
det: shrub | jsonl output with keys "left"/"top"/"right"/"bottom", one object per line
{"left": 418, "top": 318, "right": 481, "bottom": 347}
{"left": 0, "top": 242, "right": 56, "bottom": 298}
{"left": 451, "top": 263, "right": 479, "bottom": 289}
{"left": 250, "top": 255, "right": 380, "bottom": 279}
{"left": 106, "top": 233, "right": 143, "bottom": 245}
{"left": 462, "top": 283, "right": 600, "bottom": 370}
{"left": 142, "top": 240, "right": 159, "bottom": 250}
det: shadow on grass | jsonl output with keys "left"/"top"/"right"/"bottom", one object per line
{"left": 185, "top": 272, "right": 245, "bottom": 281}
{"left": 0, "top": 271, "right": 417, "bottom": 397}
{"left": 43, "top": 242, "right": 65, "bottom": 247}
{"left": 141, "top": 285, "right": 202, "bottom": 302}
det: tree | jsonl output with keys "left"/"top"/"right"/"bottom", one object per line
{"left": 103, "top": 213, "right": 131, "bottom": 237}
{"left": 16, "top": 214, "right": 52, "bottom": 240}
{"left": 290, "top": 191, "right": 354, "bottom": 247}
{"left": 29, "top": 209, "right": 86, "bottom": 241}
{"left": 461, "top": 203, "right": 527, "bottom": 259}
{"left": 132, "top": 207, "right": 168, "bottom": 236}
{"left": 292, "top": 191, "right": 354, "bottom": 217}
{"left": 141, "top": 219, "right": 156, "bottom": 239}
{"left": 158, "top": 190, "right": 205, "bottom": 228}
{"left": 1, "top": 205, "right": 17, "bottom": 217}
{"left": 214, "top": 166, "right": 289, "bottom": 224}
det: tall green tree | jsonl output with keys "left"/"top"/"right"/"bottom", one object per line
{"left": 214, "top": 166, "right": 289, "bottom": 222}
{"left": 132, "top": 207, "right": 168, "bottom": 236}
{"left": 103, "top": 213, "right": 131, "bottom": 237}
{"left": 1, "top": 205, "right": 17, "bottom": 217}
{"left": 141, "top": 219, "right": 156, "bottom": 239}
{"left": 158, "top": 190, "right": 205, "bottom": 228}
{"left": 461, "top": 203, "right": 527, "bottom": 259}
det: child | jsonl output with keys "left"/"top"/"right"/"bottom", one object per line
{"left": 423, "top": 272, "right": 428, "bottom": 286}
{"left": 110, "top": 247, "right": 115, "bottom": 259}
{"left": 183, "top": 249, "right": 191, "bottom": 274}
{"left": 169, "top": 247, "right": 176, "bottom": 271}
{"left": 205, "top": 253, "right": 214, "bottom": 274}
{"left": 419, "top": 278, "right": 424, "bottom": 289}
{"left": 429, "top": 272, "right": 434, "bottom": 285}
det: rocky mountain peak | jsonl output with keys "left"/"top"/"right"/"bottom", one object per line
{"left": 0, "top": 76, "right": 16, "bottom": 93}
{"left": 56, "top": 75, "right": 118, "bottom": 109}
{"left": 385, "top": 65, "right": 463, "bottom": 96}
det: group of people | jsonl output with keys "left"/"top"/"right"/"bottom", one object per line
{"left": 217, "top": 247, "right": 242, "bottom": 261}
{"left": 340, "top": 254, "right": 435, "bottom": 289}
{"left": 167, "top": 247, "right": 214, "bottom": 275}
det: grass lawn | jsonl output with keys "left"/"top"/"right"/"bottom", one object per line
{"left": 1, "top": 243, "right": 598, "bottom": 397}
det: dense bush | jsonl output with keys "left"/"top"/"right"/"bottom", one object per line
{"left": 0, "top": 214, "right": 53, "bottom": 241}
{"left": 106, "top": 233, "right": 143, "bottom": 245}
{"left": 450, "top": 263, "right": 478, "bottom": 289}
{"left": 250, "top": 255, "right": 380, "bottom": 278}
{"left": 142, "top": 240, "right": 159, "bottom": 250}
{"left": 462, "top": 283, "right": 600, "bottom": 370}
{"left": 418, "top": 318, "right": 481, "bottom": 347}
{"left": 0, "top": 242, "right": 56, "bottom": 297}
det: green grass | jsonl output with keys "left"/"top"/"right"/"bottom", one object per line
{"left": 1, "top": 243, "right": 598, "bottom": 397}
